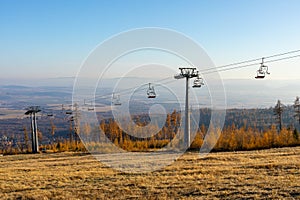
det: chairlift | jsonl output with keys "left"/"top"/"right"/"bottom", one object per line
{"left": 255, "top": 69, "right": 265, "bottom": 79}
{"left": 192, "top": 76, "right": 204, "bottom": 88}
{"left": 147, "top": 83, "right": 156, "bottom": 98}
{"left": 66, "top": 111, "right": 73, "bottom": 115}
{"left": 192, "top": 72, "right": 204, "bottom": 88}
{"left": 255, "top": 58, "right": 270, "bottom": 79}
{"left": 112, "top": 93, "right": 122, "bottom": 106}
{"left": 69, "top": 116, "right": 74, "bottom": 122}
{"left": 88, "top": 102, "right": 94, "bottom": 111}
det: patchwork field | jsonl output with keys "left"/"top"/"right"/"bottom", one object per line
{"left": 1, "top": 147, "right": 300, "bottom": 199}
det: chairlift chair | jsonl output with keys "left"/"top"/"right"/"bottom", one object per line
{"left": 112, "top": 93, "right": 122, "bottom": 106}
{"left": 255, "top": 69, "right": 265, "bottom": 79}
{"left": 66, "top": 111, "right": 73, "bottom": 115}
{"left": 255, "top": 58, "right": 270, "bottom": 79}
{"left": 88, "top": 102, "right": 95, "bottom": 111}
{"left": 192, "top": 77, "right": 204, "bottom": 88}
{"left": 69, "top": 116, "right": 74, "bottom": 122}
{"left": 147, "top": 83, "right": 156, "bottom": 98}
{"left": 114, "top": 97, "right": 122, "bottom": 106}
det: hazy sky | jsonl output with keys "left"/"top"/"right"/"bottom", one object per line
{"left": 1, "top": 0, "right": 300, "bottom": 80}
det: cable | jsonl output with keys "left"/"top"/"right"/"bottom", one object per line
{"left": 90, "top": 53, "right": 300, "bottom": 104}
{"left": 78, "top": 49, "right": 300, "bottom": 106}
{"left": 86, "top": 75, "right": 175, "bottom": 103}
{"left": 201, "top": 58, "right": 262, "bottom": 72}
{"left": 201, "top": 49, "right": 300, "bottom": 72}
{"left": 145, "top": 52, "right": 300, "bottom": 89}
{"left": 203, "top": 62, "right": 261, "bottom": 75}
{"left": 265, "top": 54, "right": 300, "bottom": 64}
{"left": 204, "top": 54, "right": 300, "bottom": 75}
{"left": 265, "top": 49, "right": 300, "bottom": 59}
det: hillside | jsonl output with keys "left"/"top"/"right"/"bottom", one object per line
{"left": 1, "top": 147, "right": 299, "bottom": 199}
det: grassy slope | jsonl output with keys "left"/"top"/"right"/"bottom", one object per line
{"left": 1, "top": 147, "right": 300, "bottom": 199}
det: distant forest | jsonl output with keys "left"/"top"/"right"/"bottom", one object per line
{"left": 1, "top": 100, "right": 300, "bottom": 154}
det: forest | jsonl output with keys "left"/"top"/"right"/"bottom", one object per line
{"left": 1, "top": 97, "right": 300, "bottom": 155}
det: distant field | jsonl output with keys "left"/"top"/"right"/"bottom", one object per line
{"left": 0, "top": 109, "right": 24, "bottom": 120}
{"left": 1, "top": 147, "right": 300, "bottom": 199}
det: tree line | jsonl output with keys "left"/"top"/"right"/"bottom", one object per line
{"left": 1, "top": 97, "right": 300, "bottom": 155}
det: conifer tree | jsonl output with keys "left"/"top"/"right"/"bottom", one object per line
{"left": 274, "top": 100, "right": 284, "bottom": 132}
{"left": 294, "top": 96, "right": 300, "bottom": 125}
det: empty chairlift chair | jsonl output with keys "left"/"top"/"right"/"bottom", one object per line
{"left": 255, "top": 69, "right": 266, "bottom": 79}
{"left": 192, "top": 75, "right": 204, "bottom": 88}
{"left": 255, "top": 58, "right": 270, "bottom": 79}
{"left": 112, "top": 93, "right": 122, "bottom": 106}
{"left": 88, "top": 102, "right": 94, "bottom": 111}
{"left": 65, "top": 111, "right": 73, "bottom": 115}
{"left": 147, "top": 83, "right": 156, "bottom": 98}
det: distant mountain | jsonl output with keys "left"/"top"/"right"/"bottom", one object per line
{"left": 0, "top": 77, "right": 299, "bottom": 109}
{"left": 223, "top": 79, "right": 300, "bottom": 108}
{"left": 0, "top": 85, "right": 30, "bottom": 89}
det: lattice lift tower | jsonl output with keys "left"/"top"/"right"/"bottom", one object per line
{"left": 175, "top": 67, "right": 202, "bottom": 148}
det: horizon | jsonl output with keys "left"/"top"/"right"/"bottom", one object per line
{"left": 0, "top": 77, "right": 299, "bottom": 110}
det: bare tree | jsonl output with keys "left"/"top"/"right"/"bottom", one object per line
{"left": 294, "top": 96, "right": 300, "bottom": 125}
{"left": 23, "top": 127, "right": 29, "bottom": 151}
{"left": 274, "top": 100, "right": 284, "bottom": 132}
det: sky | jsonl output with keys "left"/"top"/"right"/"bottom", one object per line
{"left": 1, "top": 0, "right": 300, "bottom": 81}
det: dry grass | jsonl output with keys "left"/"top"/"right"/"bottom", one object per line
{"left": 1, "top": 147, "right": 300, "bottom": 199}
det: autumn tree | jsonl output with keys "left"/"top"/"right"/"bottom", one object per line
{"left": 50, "top": 119, "right": 56, "bottom": 137}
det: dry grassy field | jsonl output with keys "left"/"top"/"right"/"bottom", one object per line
{"left": 1, "top": 147, "right": 300, "bottom": 199}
